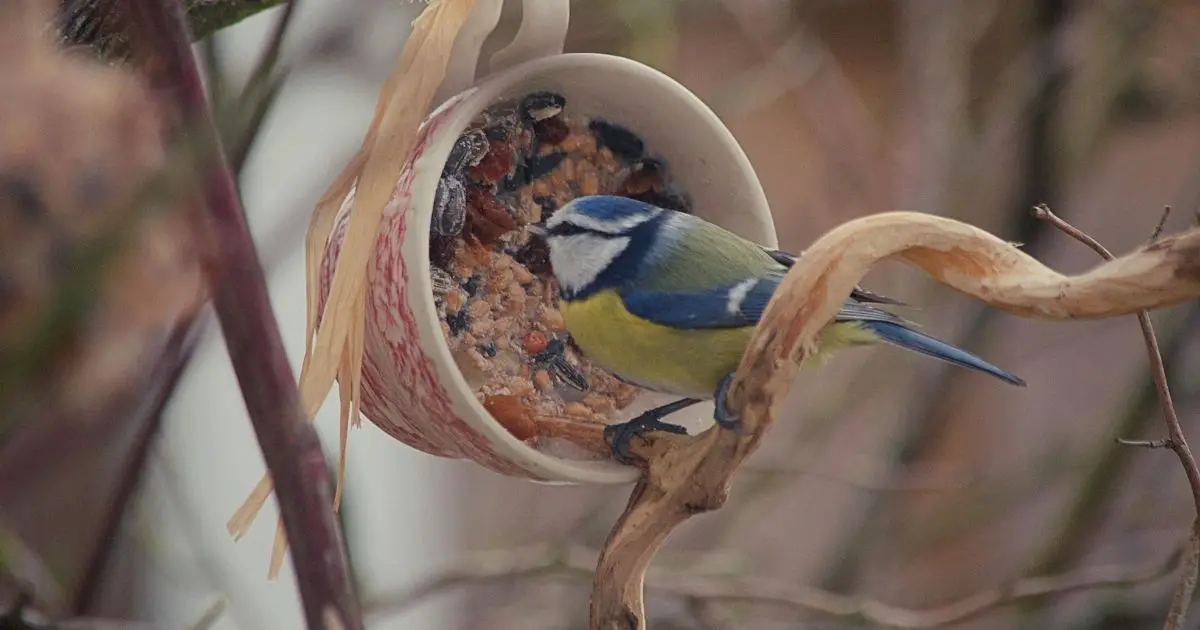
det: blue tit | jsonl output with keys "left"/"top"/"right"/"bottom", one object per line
{"left": 531, "top": 195, "right": 1025, "bottom": 460}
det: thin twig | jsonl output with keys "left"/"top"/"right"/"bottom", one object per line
{"left": 1032, "top": 203, "right": 1200, "bottom": 630}
{"left": 246, "top": 0, "right": 296, "bottom": 93}
{"left": 1117, "top": 438, "right": 1173, "bottom": 449}
{"left": 115, "top": 1, "right": 361, "bottom": 628}
{"left": 70, "top": 321, "right": 204, "bottom": 614}
{"left": 227, "top": 69, "right": 287, "bottom": 175}
{"left": 365, "top": 542, "right": 1180, "bottom": 629}
{"left": 1030, "top": 204, "right": 1112, "bottom": 258}
{"left": 199, "top": 35, "right": 226, "bottom": 117}
{"left": 227, "top": 0, "right": 298, "bottom": 173}
{"left": 1151, "top": 206, "right": 1173, "bottom": 242}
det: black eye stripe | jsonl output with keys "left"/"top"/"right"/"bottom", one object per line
{"left": 546, "top": 223, "right": 588, "bottom": 237}
{"left": 546, "top": 223, "right": 625, "bottom": 238}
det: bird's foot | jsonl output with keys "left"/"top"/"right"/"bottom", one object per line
{"left": 713, "top": 373, "right": 742, "bottom": 433}
{"left": 604, "top": 398, "right": 700, "bottom": 464}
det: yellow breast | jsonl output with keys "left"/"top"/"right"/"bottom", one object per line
{"left": 559, "top": 290, "right": 754, "bottom": 398}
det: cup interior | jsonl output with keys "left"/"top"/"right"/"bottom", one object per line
{"left": 411, "top": 53, "right": 776, "bottom": 484}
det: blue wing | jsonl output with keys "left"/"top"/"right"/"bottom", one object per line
{"left": 619, "top": 275, "right": 1026, "bottom": 385}
{"left": 619, "top": 267, "right": 1026, "bottom": 386}
{"left": 620, "top": 274, "right": 784, "bottom": 329}
{"left": 621, "top": 271, "right": 907, "bottom": 330}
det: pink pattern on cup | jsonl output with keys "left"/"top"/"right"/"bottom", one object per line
{"left": 319, "top": 90, "right": 540, "bottom": 480}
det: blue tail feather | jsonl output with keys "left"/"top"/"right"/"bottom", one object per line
{"left": 861, "top": 321, "right": 1026, "bottom": 386}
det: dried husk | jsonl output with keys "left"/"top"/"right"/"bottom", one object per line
{"left": 226, "top": 0, "right": 478, "bottom": 579}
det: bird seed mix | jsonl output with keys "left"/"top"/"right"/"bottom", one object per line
{"left": 428, "top": 90, "right": 692, "bottom": 459}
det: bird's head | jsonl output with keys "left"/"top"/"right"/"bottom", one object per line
{"left": 529, "top": 195, "right": 669, "bottom": 299}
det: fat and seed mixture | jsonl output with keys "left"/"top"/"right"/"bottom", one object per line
{"left": 427, "top": 90, "right": 692, "bottom": 457}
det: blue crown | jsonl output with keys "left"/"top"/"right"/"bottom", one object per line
{"left": 567, "top": 195, "right": 660, "bottom": 224}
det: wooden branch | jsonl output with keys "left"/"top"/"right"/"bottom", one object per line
{"left": 589, "top": 211, "right": 1200, "bottom": 629}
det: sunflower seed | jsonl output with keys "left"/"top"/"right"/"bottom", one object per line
{"left": 431, "top": 266, "right": 457, "bottom": 295}
{"left": 526, "top": 150, "right": 566, "bottom": 181}
{"left": 550, "top": 354, "right": 589, "bottom": 391}
{"left": 520, "top": 91, "right": 566, "bottom": 122}
{"left": 588, "top": 119, "right": 644, "bottom": 161}
{"left": 432, "top": 176, "right": 467, "bottom": 236}
{"left": 444, "top": 128, "right": 490, "bottom": 174}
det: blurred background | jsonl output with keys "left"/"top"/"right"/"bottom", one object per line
{"left": 5, "top": 0, "right": 1200, "bottom": 628}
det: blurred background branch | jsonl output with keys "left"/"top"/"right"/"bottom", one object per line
{"left": 365, "top": 541, "right": 1180, "bottom": 628}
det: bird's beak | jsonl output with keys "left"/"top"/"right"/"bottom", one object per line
{"left": 527, "top": 224, "right": 548, "bottom": 239}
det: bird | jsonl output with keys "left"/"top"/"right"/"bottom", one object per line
{"left": 529, "top": 195, "right": 1025, "bottom": 461}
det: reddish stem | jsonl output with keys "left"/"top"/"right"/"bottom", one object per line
{"left": 114, "top": 1, "right": 362, "bottom": 628}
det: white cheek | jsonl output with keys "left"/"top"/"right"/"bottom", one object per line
{"left": 549, "top": 234, "right": 630, "bottom": 292}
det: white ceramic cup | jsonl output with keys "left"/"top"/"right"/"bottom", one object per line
{"left": 319, "top": 0, "right": 776, "bottom": 484}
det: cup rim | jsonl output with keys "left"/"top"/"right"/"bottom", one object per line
{"left": 406, "top": 53, "right": 775, "bottom": 484}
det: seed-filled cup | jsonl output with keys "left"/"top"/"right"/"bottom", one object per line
{"left": 319, "top": 1, "right": 776, "bottom": 485}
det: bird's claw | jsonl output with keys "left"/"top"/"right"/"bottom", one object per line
{"left": 604, "top": 415, "right": 688, "bottom": 464}
{"left": 713, "top": 372, "right": 742, "bottom": 433}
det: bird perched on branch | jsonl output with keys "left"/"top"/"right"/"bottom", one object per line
{"left": 530, "top": 195, "right": 1025, "bottom": 461}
